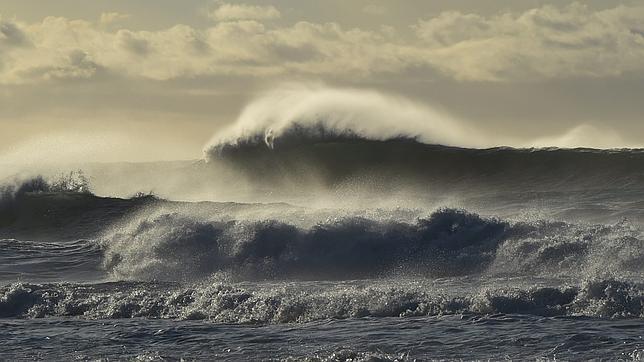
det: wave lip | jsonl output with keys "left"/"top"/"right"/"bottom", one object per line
{"left": 204, "top": 84, "right": 479, "bottom": 156}
{"left": 1, "top": 279, "right": 642, "bottom": 322}
{"left": 203, "top": 84, "right": 644, "bottom": 158}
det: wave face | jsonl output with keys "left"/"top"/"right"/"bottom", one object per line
{"left": 200, "top": 87, "right": 644, "bottom": 200}
{"left": 1, "top": 191, "right": 642, "bottom": 285}
{"left": 1, "top": 279, "right": 642, "bottom": 321}
{"left": 98, "top": 206, "right": 644, "bottom": 283}
{"left": 204, "top": 133, "right": 644, "bottom": 204}
{"left": 101, "top": 209, "right": 510, "bottom": 281}
{"left": 0, "top": 183, "right": 158, "bottom": 242}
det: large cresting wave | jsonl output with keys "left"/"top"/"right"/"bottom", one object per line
{"left": 204, "top": 83, "right": 485, "bottom": 152}
{"left": 200, "top": 84, "right": 644, "bottom": 200}
{"left": 204, "top": 83, "right": 642, "bottom": 155}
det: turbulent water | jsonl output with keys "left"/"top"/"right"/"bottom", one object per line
{"left": 1, "top": 132, "right": 644, "bottom": 360}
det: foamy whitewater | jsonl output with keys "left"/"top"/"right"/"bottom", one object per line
{"left": 1, "top": 86, "right": 643, "bottom": 360}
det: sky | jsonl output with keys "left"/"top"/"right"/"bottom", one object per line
{"left": 1, "top": 0, "right": 644, "bottom": 162}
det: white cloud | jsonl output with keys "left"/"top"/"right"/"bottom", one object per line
{"left": 412, "top": 3, "right": 644, "bottom": 80}
{"left": 99, "top": 12, "right": 131, "bottom": 26}
{"left": 414, "top": 11, "right": 492, "bottom": 46}
{"left": 1, "top": 3, "right": 644, "bottom": 84}
{"left": 208, "top": 3, "right": 281, "bottom": 21}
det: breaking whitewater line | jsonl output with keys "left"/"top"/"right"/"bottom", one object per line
{"left": 1, "top": 279, "right": 642, "bottom": 321}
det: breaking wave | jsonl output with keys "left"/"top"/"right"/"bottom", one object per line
{"left": 203, "top": 83, "right": 641, "bottom": 153}
{"left": 1, "top": 279, "right": 642, "bottom": 321}
{"left": 199, "top": 85, "right": 644, "bottom": 198}
{"left": 100, "top": 208, "right": 644, "bottom": 282}
{"left": 204, "top": 131, "right": 644, "bottom": 197}
{"left": 204, "top": 83, "right": 483, "bottom": 152}
{"left": 2, "top": 187, "right": 643, "bottom": 284}
{"left": 101, "top": 209, "right": 509, "bottom": 281}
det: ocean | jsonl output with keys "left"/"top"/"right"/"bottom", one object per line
{"left": 1, "top": 137, "right": 643, "bottom": 361}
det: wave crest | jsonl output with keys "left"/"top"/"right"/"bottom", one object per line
{"left": 204, "top": 84, "right": 482, "bottom": 156}
{"left": 101, "top": 209, "right": 509, "bottom": 281}
{"left": 100, "top": 207, "right": 644, "bottom": 282}
{"left": 2, "top": 279, "right": 642, "bottom": 321}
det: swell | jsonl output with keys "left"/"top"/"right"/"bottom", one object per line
{"left": 0, "top": 188, "right": 160, "bottom": 242}
{"left": 0, "top": 239, "right": 104, "bottom": 283}
{"left": 1, "top": 279, "right": 642, "bottom": 321}
{"left": 206, "top": 133, "right": 644, "bottom": 193}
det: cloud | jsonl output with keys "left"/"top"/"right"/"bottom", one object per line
{"left": 27, "top": 49, "right": 100, "bottom": 81}
{"left": 99, "top": 12, "right": 131, "bottom": 26}
{"left": 0, "top": 16, "right": 30, "bottom": 47}
{"left": 117, "top": 30, "right": 151, "bottom": 56}
{"left": 208, "top": 3, "right": 281, "bottom": 21}
{"left": 0, "top": 17, "right": 106, "bottom": 83}
{"left": 413, "top": 11, "right": 492, "bottom": 46}
{"left": 412, "top": 3, "right": 644, "bottom": 80}
{"left": 1, "top": 3, "right": 644, "bottom": 84}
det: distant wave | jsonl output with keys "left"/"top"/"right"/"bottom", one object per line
{"left": 205, "top": 134, "right": 644, "bottom": 193}
{"left": 203, "top": 84, "right": 641, "bottom": 153}
{"left": 200, "top": 84, "right": 644, "bottom": 196}
{"left": 0, "top": 178, "right": 159, "bottom": 241}
{"left": 204, "top": 83, "right": 483, "bottom": 152}
{"left": 1, "top": 279, "right": 642, "bottom": 321}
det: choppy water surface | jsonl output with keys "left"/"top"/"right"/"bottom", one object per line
{"left": 1, "top": 315, "right": 643, "bottom": 361}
